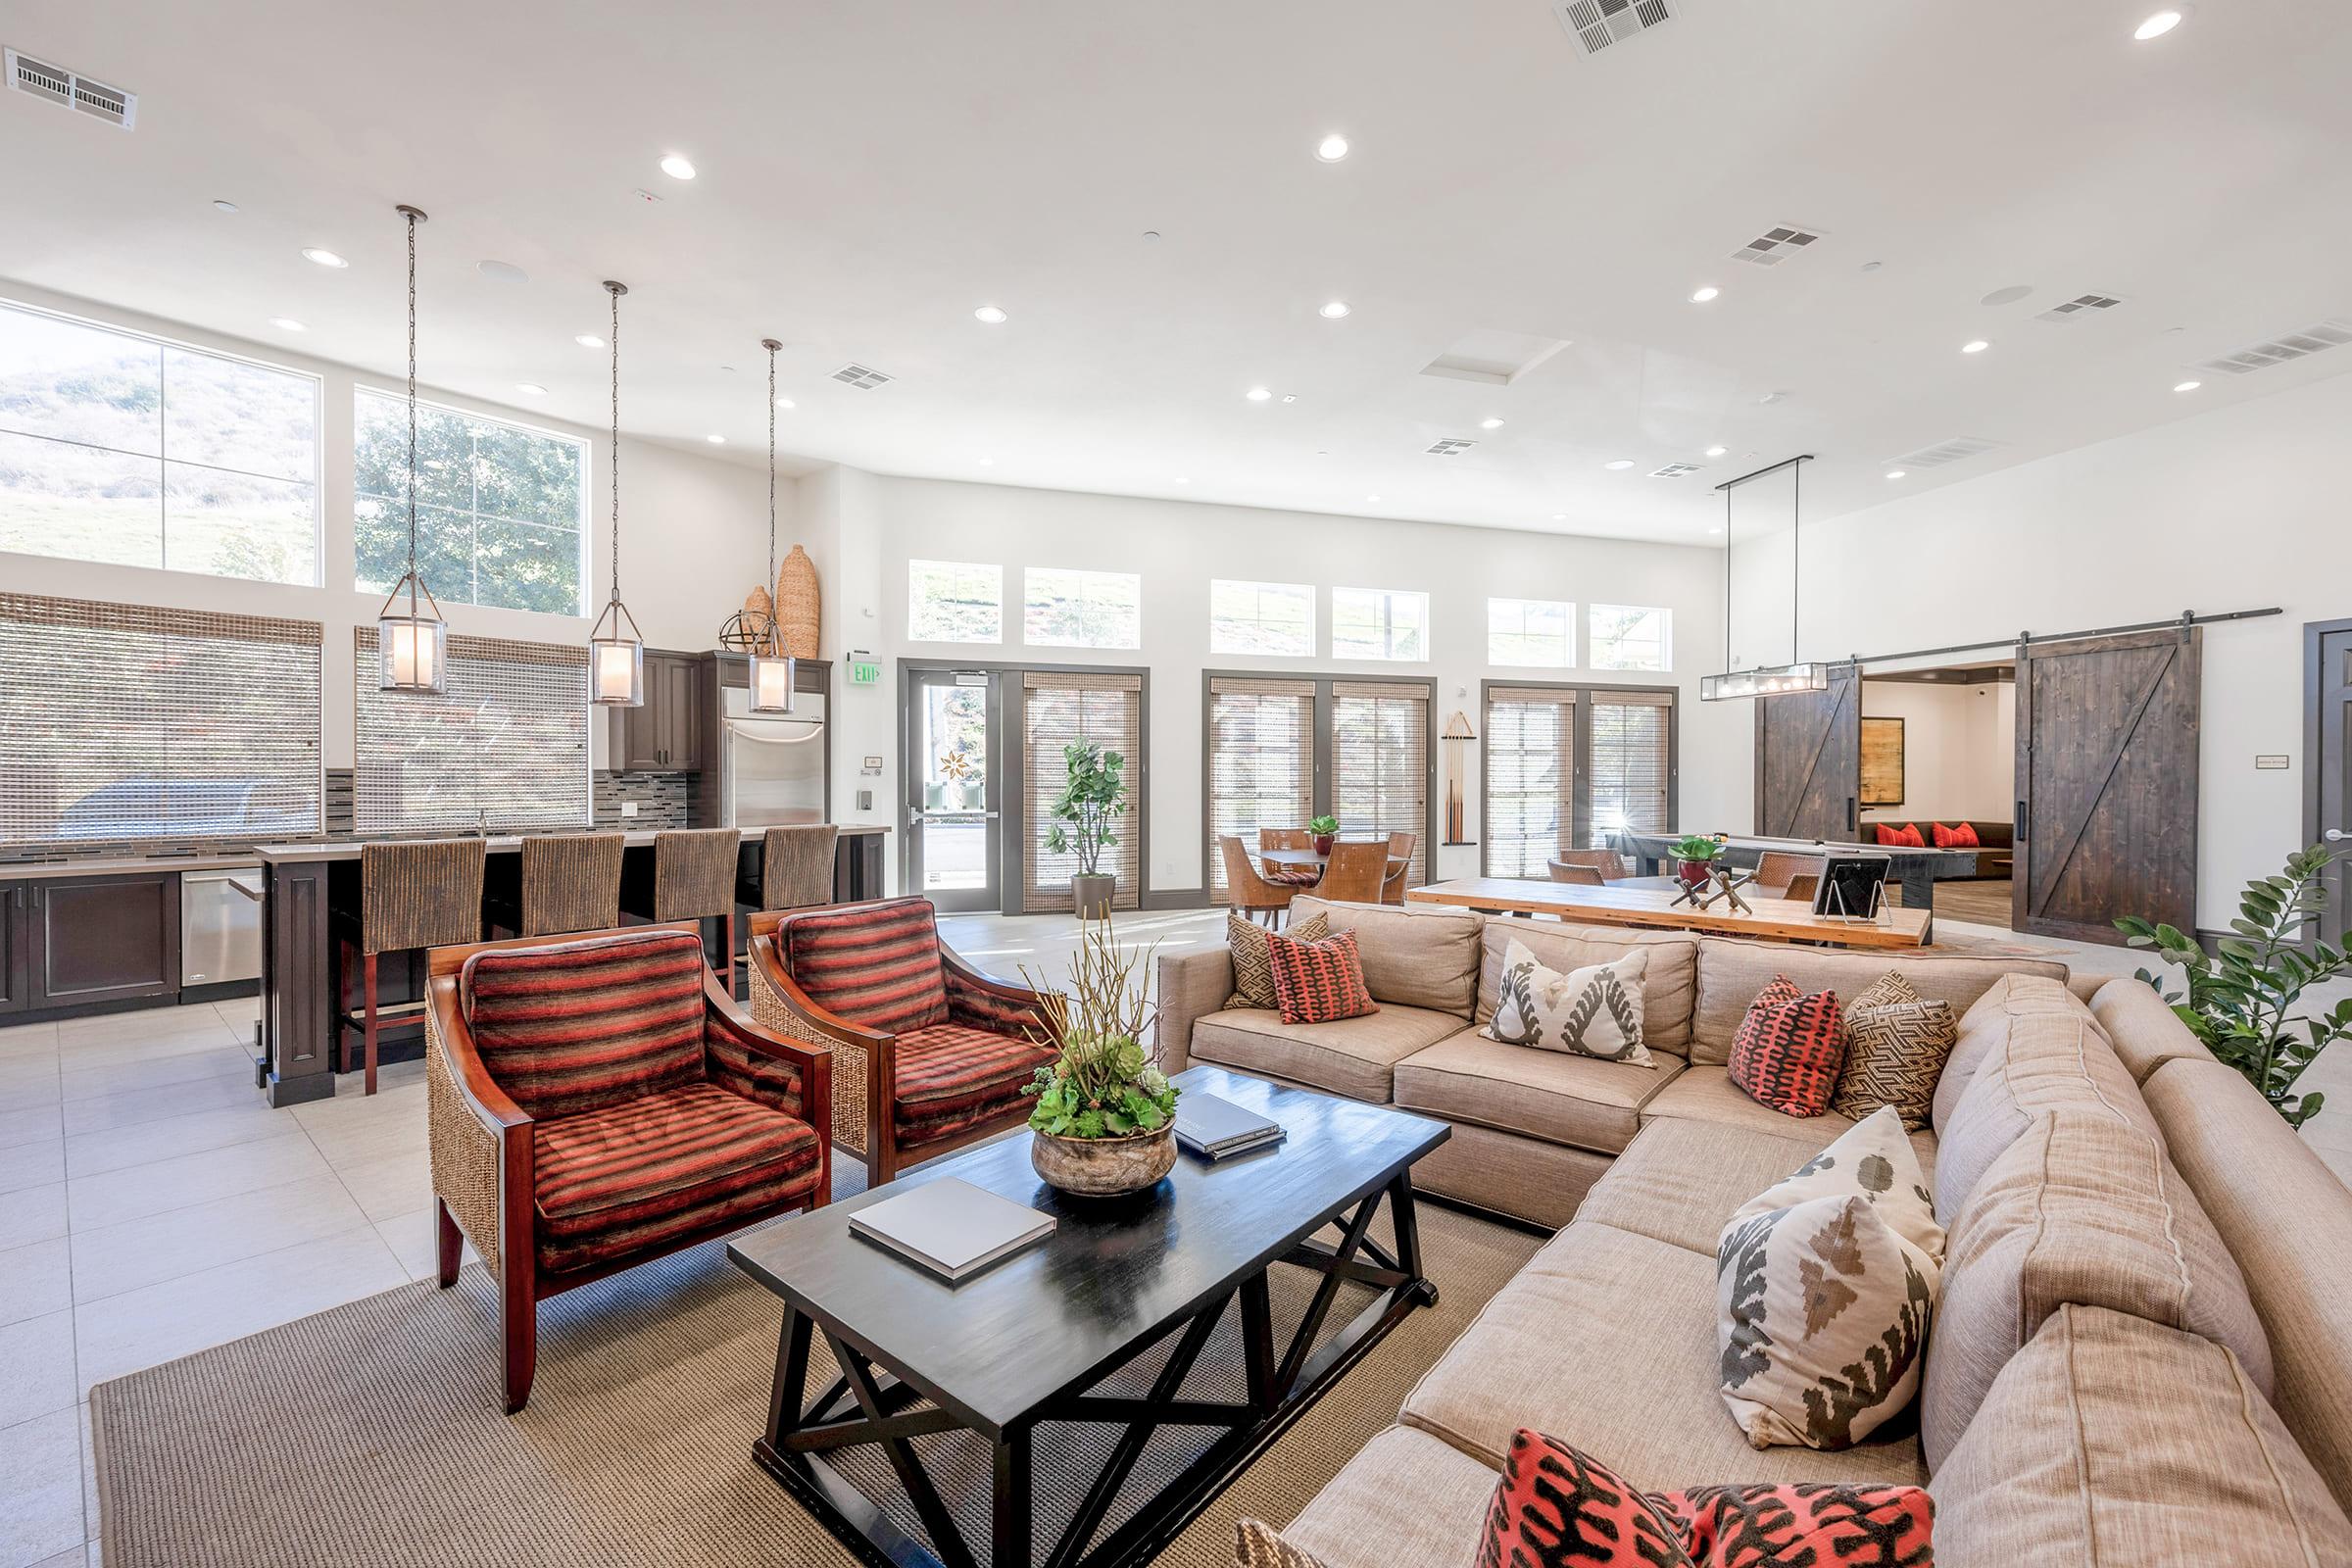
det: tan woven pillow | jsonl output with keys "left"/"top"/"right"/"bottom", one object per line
{"left": 1224, "top": 910, "right": 1329, "bottom": 1010}
{"left": 1234, "top": 1519, "right": 1330, "bottom": 1568}
{"left": 1833, "top": 970, "right": 1958, "bottom": 1130}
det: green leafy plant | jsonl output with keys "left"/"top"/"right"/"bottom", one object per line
{"left": 2117, "top": 844, "right": 2352, "bottom": 1129}
{"left": 1671, "top": 833, "right": 1724, "bottom": 862}
{"left": 1020, "top": 919, "right": 1176, "bottom": 1139}
{"left": 1042, "top": 742, "right": 1126, "bottom": 877}
{"left": 1307, "top": 813, "right": 1341, "bottom": 836}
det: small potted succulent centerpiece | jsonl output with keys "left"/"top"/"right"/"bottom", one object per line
{"left": 1308, "top": 813, "right": 1342, "bottom": 857}
{"left": 1021, "top": 921, "right": 1178, "bottom": 1198}
{"left": 1044, "top": 741, "right": 1126, "bottom": 921}
{"left": 1670, "top": 833, "right": 1724, "bottom": 890}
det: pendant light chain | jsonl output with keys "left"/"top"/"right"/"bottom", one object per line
{"left": 765, "top": 339, "right": 779, "bottom": 644}
{"left": 405, "top": 209, "right": 418, "bottom": 587}
{"left": 608, "top": 283, "right": 622, "bottom": 607}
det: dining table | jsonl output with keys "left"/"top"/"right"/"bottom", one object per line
{"left": 1257, "top": 846, "right": 1412, "bottom": 876}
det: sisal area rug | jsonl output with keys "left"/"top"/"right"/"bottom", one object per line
{"left": 91, "top": 1174, "right": 1538, "bottom": 1568}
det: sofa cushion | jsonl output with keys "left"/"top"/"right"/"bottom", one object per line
{"left": 1282, "top": 1424, "right": 1501, "bottom": 1568}
{"left": 1400, "top": 1221, "right": 1927, "bottom": 1490}
{"left": 1475, "top": 922, "right": 1698, "bottom": 1054}
{"left": 1932, "top": 971, "right": 2110, "bottom": 1131}
{"left": 1393, "top": 1030, "right": 1686, "bottom": 1156}
{"left": 1190, "top": 1004, "right": 1462, "bottom": 1102}
{"left": 1934, "top": 1305, "right": 2352, "bottom": 1567}
{"left": 1224, "top": 909, "right": 1329, "bottom": 1011}
{"left": 1726, "top": 977, "right": 1846, "bottom": 1117}
{"left": 784, "top": 898, "right": 950, "bottom": 1035}
{"left": 1267, "top": 927, "right": 1379, "bottom": 1024}
{"left": 1642, "top": 1066, "right": 1939, "bottom": 1171}
{"left": 1412, "top": 1119, "right": 1617, "bottom": 1232}
{"left": 1690, "top": 939, "right": 2069, "bottom": 1066}
{"left": 891, "top": 1022, "right": 1056, "bottom": 1146}
{"left": 462, "top": 927, "right": 709, "bottom": 1119}
{"left": 1923, "top": 1109, "right": 2274, "bottom": 1471}
{"left": 2089, "top": 974, "right": 2215, "bottom": 1082}
{"left": 1484, "top": 940, "right": 1653, "bottom": 1065}
{"left": 2143, "top": 1056, "right": 2352, "bottom": 1514}
{"left": 1288, "top": 896, "right": 1483, "bottom": 1016}
{"left": 1577, "top": 1119, "right": 1865, "bottom": 1255}
{"left": 532, "top": 1081, "right": 821, "bottom": 1274}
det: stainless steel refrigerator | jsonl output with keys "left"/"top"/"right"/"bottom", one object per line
{"left": 719, "top": 685, "right": 828, "bottom": 826}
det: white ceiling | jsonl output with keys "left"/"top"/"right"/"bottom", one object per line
{"left": 5, "top": 0, "right": 2350, "bottom": 544}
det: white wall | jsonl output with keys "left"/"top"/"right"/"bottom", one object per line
{"left": 0, "top": 280, "right": 771, "bottom": 771}
{"left": 797, "top": 469, "right": 1742, "bottom": 897}
{"left": 1859, "top": 680, "right": 2014, "bottom": 825}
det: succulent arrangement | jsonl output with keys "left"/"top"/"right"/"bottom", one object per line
{"left": 1021, "top": 919, "right": 1176, "bottom": 1141}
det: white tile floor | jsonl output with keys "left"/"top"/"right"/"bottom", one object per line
{"left": 1, "top": 908, "right": 2345, "bottom": 1567}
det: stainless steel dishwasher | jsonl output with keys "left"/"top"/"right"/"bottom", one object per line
{"left": 181, "top": 866, "right": 264, "bottom": 987}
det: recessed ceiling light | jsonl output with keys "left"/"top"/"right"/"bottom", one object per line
{"left": 301, "top": 248, "right": 346, "bottom": 269}
{"left": 979, "top": 458, "right": 995, "bottom": 466}
{"left": 1961, "top": 339, "right": 1990, "bottom": 354}
{"left": 477, "top": 260, "right": 528, "bottom": 284}
{"left": 1481, "top": 417, "right": 1505, "bottom": 430}
{"left": 1551, "top": 513, "right": 1568, "bottom": 521}
{"left": 1886, "top": 469, "right": 1907, "bottom": 480}
{"left": 268, "top": 318, "right": 305, "bottom": 332}
{"left": 2134, "top": 9, "right": 2183, "bottom": 40}
{"left": 1604, "top": 460, "right": 1636, "bottom": 470}
{"left": 515, "top": 382, "right": 547, "bottom": 396}
{"left": 775, "top": 397, "right": 796, "bottom": 410}
{"left": 1705, "top": 445, "right": 1727, "bottom": 458}
{"left": 1175, "top": 476, "right": 1189, "bottom": 484}
{"left": 661, "top": 154, "right": 697, "bottom": 180}
{"left": 1246, "top": 387, "right": 1272, "bottom": 402}
{"left": 575, "top": 334, "right": 605, "bottom": 349}
{"left": 706, "top": 433, "right": 725, "bottom": 445}
{"left": 212, "top": 199, "right": 239, "bottom": 215}
{"left": 973, "top": 305, "right": 1008, "bottom": 324}
{"left": 1690, "top": 285, "right": 1721, "bottom": 303}
{"left": 1319, "top": 300, "right": 1351, "bottom": 319}
{"left": 2174, "top": 379, "right": 2201, "bottom": 393}
{"left": 1366, "top": 495, "right": 1381, "bottom": 504}
{"left": 1315, "top": 133, "right": 1349, "bottom": 163}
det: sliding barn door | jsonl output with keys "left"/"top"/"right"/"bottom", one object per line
{"left": 2013, "top": 627, "right": 2200, "bottom": 944}
{"left": 1753, "top": 662, "right": 1860, "bottom": 841}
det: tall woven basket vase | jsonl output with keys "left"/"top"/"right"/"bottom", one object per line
{"left": 775, "top": 545, "right": 821, "bottom": 659}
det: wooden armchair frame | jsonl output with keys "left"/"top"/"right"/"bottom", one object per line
{"left": 425, "top": 920, "right": 831, "bottom": 1412}
{"left": 743, "top": 901, "right": 1054, "bottom": 1187}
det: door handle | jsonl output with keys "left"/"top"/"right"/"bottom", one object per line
{"left": 2328, "top": 828, "right": 2349, "bottom": 843}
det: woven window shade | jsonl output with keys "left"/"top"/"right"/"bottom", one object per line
{"left": 1589, "top": 691, "right": 1673, "bottom": 848}
{"left": 1332, "top": 682, "right": 1429, "bottom": 885}
{"left": 1205, "top": 676, "right": 1314, "bottom": 902}
{"left": 0, "top": 593, "right": 323, "bottom": 844}
{"left": 354, "top": 628, "right": 589, "bottom": 833}
{"left": 1483, "top": 687, "right": 1576, "bottom": 878}
{"left": 1022, "top": 670, "right": 1143, "bottom": 911}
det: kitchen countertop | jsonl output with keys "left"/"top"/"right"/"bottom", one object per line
{"left": 0, "top": 854, "right": 265, "bottom": 882}
{"left": 254, "top": 823, "right": 888, "bottom": 864}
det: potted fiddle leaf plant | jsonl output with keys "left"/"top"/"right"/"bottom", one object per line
{"left": 1308, "top": 813, "right": 1342, "bottom": 856}
{"left": 1044, "top": 741, "right": 1126, "bottom": 920}
{"left": 1020, "top": 920, "right": 1178, "bottom": 1198}
{"left": 1671, "top": 832, "right": 1725, "bottom": 890}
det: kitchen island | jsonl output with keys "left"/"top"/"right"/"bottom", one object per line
{"left": 252, "top": 824, "right": 887, "bottom": 1106}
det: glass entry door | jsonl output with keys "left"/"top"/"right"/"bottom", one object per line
{"left": 905, "top": 669, "right": 1002, "bottom": 911}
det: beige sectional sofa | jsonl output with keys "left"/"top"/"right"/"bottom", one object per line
{"left": 1157, "top": 896, "right": 2352, "bottom": 1565}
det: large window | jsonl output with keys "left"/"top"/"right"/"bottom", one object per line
{"left": 908, "top": 560, "right": 1004, "bottom": 643}
{"left": 0, "top": 592, "right": 322, "bottom": 843}
{"left": 1209, "top": 579, "right": 1315, "bottom": 658}
{"left": 1332, "top": 681, "right": 1431, "bottom": 884}
{"left": 0, "top": 300, "right": 319, "bottom": 585}
{"left": 353, "top": 630, "right": 589, "bottom": 832}
{"left": 354, "top": 390, "right": 586, "bottom": 615}
{"left": 1591, "top": 604, "right": 1672, "bottom": 671}
{"left": 1488, "top": 597, "right": 1575, "bottom": 667}
{"left": 1204, "top": 676, "right": 1314, "bottom": 899}
{"left": 1332, "top": 587, "right": 1428, "bottom": 662}
{"left": 1022, "top": 670, "right": 1143, "bottom": 910}
{"left": 1589, "top": 691, "right": 1675, "bottom": 842}
{"left": 1023, "top": 566, "right": 1141, "bottom": 650}
{"left": 1483, "top": 682, "right": 1676, "bottom": 877}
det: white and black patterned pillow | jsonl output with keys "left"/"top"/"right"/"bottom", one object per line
{"left": 1482, "top": 939, "right": 1652, "bottom": 1065}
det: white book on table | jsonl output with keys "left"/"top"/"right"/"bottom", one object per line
{"left": 1174, "top": 1092, "right": 1286, "bottom": 1157}
{"left": 847, "top": 1177, "right": 1055, "bottom": 1282}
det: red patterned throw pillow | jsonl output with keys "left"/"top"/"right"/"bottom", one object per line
{"left": 1931, "top": 820, "right": 1980, "bottom": 850}
{"left": 1477, "top": 1431, "right": 1936, "bottom": 1568}
{"left": 1265, "top": 927, "right": 1378, "bottom": 1025}
{"left": 1728, "top": 975, "right": 1846, "bottom": 1116}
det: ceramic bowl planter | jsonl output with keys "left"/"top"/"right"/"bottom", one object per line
{"left": 1071, "top": 872, "right": 1116, "bottom": 921}
{"left": 1031, "top": 1122, "right": 1177, "bottom": 1198}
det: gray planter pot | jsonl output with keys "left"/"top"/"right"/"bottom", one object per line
{"left": 1071, "top": 872, "right": 1116, "bottom": 920}
{"left": 1030, "top": 1122, "right": 1177, "bottom": 1198}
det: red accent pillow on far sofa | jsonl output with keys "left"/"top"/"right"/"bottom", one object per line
{"left": 1874, "top": 822, "right": 1927, "bottom": 848}
{"left": 1933, "top": 820, "right": 1981, "bottom": 850}
{"left": 1727, "top": 976, "right": 1846, "bottom": 1116}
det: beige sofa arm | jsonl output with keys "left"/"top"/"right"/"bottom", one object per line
{"left": 1155, "top": 947, "right": 1235, "bottom": 1074}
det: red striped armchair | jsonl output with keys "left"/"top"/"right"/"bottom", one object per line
{"left": 746, "top": 897, "right": 1056, "bottom": 1186}
{"left": 425, "top": 922, "right": 830, "bottom": 1412}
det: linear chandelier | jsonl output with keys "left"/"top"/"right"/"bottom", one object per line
{"left": 1700, "top": 454, "right": 1830, "bottom": 702}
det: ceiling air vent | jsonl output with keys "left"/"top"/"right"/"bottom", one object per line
{"left": 6, "top": 49, "right": 136, "bottom": 127}
{"left": 2036, "top": 293, "right": 2124, "bottom": 323}
{"left": 1886, "top": 435, "right": 2005, "bottom": 470}
{"left": 1648, "top": 463, "right": 1702, "bottom": 478}
{"left": 1551, "top": 0, "right": 1674, "bottom": 56}
{"left": 2194, "top": 318, "right": 2352, "bottom": 376}
{"left": 1426, "top": 438, "right": 1478, "bottom": 457}
{"left": 829, "top": 363, "right": 893, "bottom": 390}
{"left": 1731, "top": 224, "right": 1824, "bottom": 267}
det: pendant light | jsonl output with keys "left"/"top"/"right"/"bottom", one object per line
{"left": 589, "top": 280, "right": 646, "bottom": 707}
{"left": 746, "top": 337, "right": 797, "bottom": 713}
{"left": 1700, "top": 454, "right": 1833, "bottom": 701}
{"left": 374, "top": 204, "right": 448, "bottom": 693}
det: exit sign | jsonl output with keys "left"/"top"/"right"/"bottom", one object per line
{"left": 849, "top": 652, "right": 881, "bottom": 686}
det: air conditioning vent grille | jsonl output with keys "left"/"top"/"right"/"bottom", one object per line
{"left": 1425, "top": 438, "right": 1478, "bottom": 456}
{"left": 1886, "top": 435, "right": 2005, "bottom": 470}
{"left": 1731, "top": 224, "right": 1824, "bottom": 267}
{"left": 1552, "top": 0, "right": 1674, "bottom": 56}
{"left": 6, "top": 48, "right": 134, "bottom": 126}
{"left": 2036, "top": 293, "right": 2125, "bottom": 322}
{"left": 2195, "top": 318, "right": 2352, "bottom": 375}
{"left": 1648, "top": 463, "right": 1702, "bottom": 478}
{"left": 829, "top": 363, "right": 893, "bottom": 390}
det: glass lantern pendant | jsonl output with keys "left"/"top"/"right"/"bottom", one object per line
{"left": 592, "top": 280, "right": 645, "bottom": 708}
{"left": 377, "top": 203, "right": 447, "bottom": 694}
{"left": 746, "top": 336, "right": 797, "bottom": 714}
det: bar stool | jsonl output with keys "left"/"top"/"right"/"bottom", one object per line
{"left": 345, "top": 839, "right": 486, "bottom": 1096}
{"left": 760, "top": 824, "right": 839, "bottom": 911}
{"left": 644, "top": 826, "right": 743, "bottom": 989}
{"left": 514, "top": 833, "right": 626, "bottom": 936}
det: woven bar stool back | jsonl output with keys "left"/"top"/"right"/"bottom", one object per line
{"left": 356, "top": 839, "right": 486, "bottom": 1096}
{"left": 519, "top": 833, "right": 626, "bottom": 937}
{"left": 761, "top": 824, "right": 839, "bottom": 911}
{"left": 653, "top": 826, "right": 744, "bottom": 988}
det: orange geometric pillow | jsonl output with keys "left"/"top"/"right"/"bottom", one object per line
{"left": 1265, "top": 927, "right": 1379, "bottom": 1025}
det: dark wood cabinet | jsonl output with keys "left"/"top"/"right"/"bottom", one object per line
{"left": 24, "top": 871, "right": 180, "bottom": 1009}
{"left": 610, "top": 649, "right": 711, "bottom": 772}
{"left": 0, "top": 884, "right": 28, "bottom": 1015}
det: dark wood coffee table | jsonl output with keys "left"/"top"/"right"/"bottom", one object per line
{"left": 727, "top": 1064, "right": 1448, "bottom": 1568}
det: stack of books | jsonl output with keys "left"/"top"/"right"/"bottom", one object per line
{"left": 848, "top": 1178, "right": 1055, "bottom": 1282}
{"left": 1174, "top": 1093, "right": 1286, "bottom": 1159}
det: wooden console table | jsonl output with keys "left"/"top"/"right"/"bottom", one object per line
{"left": 1406, "top": 877, "right": 1933, "bottom": 950}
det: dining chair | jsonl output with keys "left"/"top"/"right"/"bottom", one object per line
{"left": 342, "top": 838, "right": 487, "bottom": 1096}
{"left": 1546, "top": 860, "right": 1607, "bottom": 886}
{"left": 1784, "top": 872, "right": 1821, "bottom": 906}
{"left": 1380, "top": 830, "right": 1418, "bottom": 905}
{"left": 1255, "top": 827, "right": 1322, "bottom": 887}
{"left": 1550, "top": 847, "right": 1632, "bottom": 883}
{"left": 1316, "top": 840, "right": 1391, "bottom": 904}
{"left": 1752, "top": 850, "right": 1825, "bottom": 898}
{"left": 1219, "top": 835, "right": 1298, "bottom": 926}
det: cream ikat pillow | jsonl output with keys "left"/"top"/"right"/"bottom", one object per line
{"left": 1481, "top": 939, "right": 1652, "bottom": 1066}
